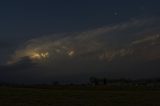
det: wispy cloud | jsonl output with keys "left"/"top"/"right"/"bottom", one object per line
{"left": 132, "top": 34, "right": 160, "bottom": 45}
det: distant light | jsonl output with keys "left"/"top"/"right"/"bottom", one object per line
{"left": 30, "top": 52, "right": 49, "bottom": 60}
{"left": 30, "top": 53, "right": 41, "bottom": 60}
{"left": 68, "top": 50, "right": 75, "bottom": 56}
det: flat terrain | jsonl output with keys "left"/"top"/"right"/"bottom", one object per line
{"left": 0, "top": 86, "right": 160, "bottom": 106}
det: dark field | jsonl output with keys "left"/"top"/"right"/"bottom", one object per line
{"left": 0, "top": 86, "right": 160, "bottom": 106}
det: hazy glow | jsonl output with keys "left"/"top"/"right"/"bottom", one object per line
{"left": 30, "top": 52, "right": 49, "bottom": 60}
{"left": 30, "top": 53, "right": 41, "bottom": 60}
{"left": 68, "top": 50, "right": 75, "bottom": 56}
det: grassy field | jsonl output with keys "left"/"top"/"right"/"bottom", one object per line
{"left": 0, "top": 86, "right": 160, "bottom": 106}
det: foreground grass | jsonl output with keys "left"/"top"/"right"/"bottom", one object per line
{"left": 0, "top": 86, "right": 160, "bottom": 106}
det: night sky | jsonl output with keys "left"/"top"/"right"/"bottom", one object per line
{"left": 0, "top": 0, "right": 160, "bottom": 84}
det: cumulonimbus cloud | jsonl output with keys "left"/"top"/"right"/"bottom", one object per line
{"left": 5, "top": 18, "right": 160, "bottom": 77}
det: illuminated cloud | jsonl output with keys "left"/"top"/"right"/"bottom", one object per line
{"left": 132, "top": 34, "right": 160, "bottom": 45}
{"left": 7, "top": 18, "right": 160, "bottom": 72}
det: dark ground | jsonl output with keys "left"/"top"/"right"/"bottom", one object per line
{"left": 0, "top": 86, "right": 160, "bottom": 106}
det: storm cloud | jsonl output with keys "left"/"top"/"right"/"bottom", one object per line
{"left": 1, "top": 18, "right": 160, "bottom": 83}
{"left": 9, "top": 18, "right": 160, "bottom": 63}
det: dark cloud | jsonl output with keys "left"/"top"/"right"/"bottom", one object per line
{"left": 0, "top": 56, "right": 37, "bottom": 72}
{"left": 0, "top": 18, "right": 160, "bottom": 83}
{"left": 9, "top": 18, "right": 160, "bottom": 63}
